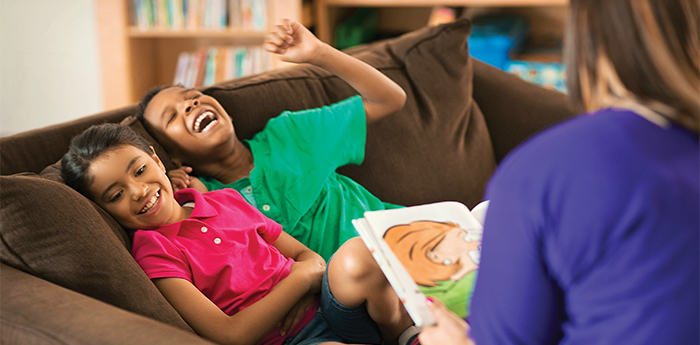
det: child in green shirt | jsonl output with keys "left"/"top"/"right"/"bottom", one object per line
{"left": 136, "top": 20, "right": 406, "bottom": 261}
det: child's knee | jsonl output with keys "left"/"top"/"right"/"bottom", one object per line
{"left": 331, "top": 237, "right": 378, "bottom": 282}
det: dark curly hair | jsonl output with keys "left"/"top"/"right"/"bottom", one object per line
{"left": 134, "top": 84, "right": 175, "bottom": 121}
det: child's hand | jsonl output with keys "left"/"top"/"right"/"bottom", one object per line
{"left": 289, "top": 259, "right": 325, "bottom": 294}
{"left": 277, "top": 293, "right": 315, "bottom": 337}
{"left": 264, "top": 19, "right": 324, "bottom": 64}
{"left": 167, "top": 166, "right": 208, "bottom": 194}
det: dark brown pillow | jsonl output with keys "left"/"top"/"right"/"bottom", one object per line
{"left": 203, "top": 19, "right": 495, "bottom": 208}
{"left": 0, "top": 174, "right": 192, "bottom": 332}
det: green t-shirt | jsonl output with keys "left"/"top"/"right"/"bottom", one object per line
{"left": 201, "top": 96, "right": 401, "bottom": 260}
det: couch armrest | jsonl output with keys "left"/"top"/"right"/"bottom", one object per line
{"left": 0, "top": 264, "right": 214, "bottom": 345}
{"left": 472, "top": 59, "right": 578, "bottom": 163}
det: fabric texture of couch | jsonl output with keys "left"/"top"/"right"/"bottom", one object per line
{"left": 0, "top": 19, "right": 574, "bottom": 344}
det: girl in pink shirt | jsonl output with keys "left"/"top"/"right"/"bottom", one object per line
{"left": 61, "top": 122, "right": 418, "bottom": 345}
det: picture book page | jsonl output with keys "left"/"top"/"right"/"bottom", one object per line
{"left": 361, "top": 201, "right": 485, "bottom": 324}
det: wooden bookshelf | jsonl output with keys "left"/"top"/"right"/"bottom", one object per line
{"left": 315, "top": 0, "right": 568, "bottom": 45}
{"left": 95, "top": 0, "right": 301, "bottom": 110}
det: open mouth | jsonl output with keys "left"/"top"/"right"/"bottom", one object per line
{"left": 193, "top": 111, "right": 218, "bottom": 133}
{"left": 139, "top": 190, "right": 161, "bottom": 214}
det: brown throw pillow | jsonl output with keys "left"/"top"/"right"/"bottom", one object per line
{"left": 0, "top": 174, "right": 192, "bottom": 332}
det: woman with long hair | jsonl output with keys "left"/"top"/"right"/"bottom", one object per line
{"left": 420, "top": 1, "right": 699, "bottom": 344}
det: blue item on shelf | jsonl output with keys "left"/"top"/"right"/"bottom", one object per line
{"left": 505, "top": 61, "right": 567, "bottom": 93}
{"left": 468, "top": 15, "right": 528, "bottom": 70}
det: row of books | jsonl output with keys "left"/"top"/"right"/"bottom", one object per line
{"left": 173, "top": 46, "right": 270, "bottom": 88}
{"left": 130, "top": 0, "right": 267, "bottom": 31}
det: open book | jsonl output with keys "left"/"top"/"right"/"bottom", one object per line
{"left": 352, "top": 200, "right": 488, "bottom": 327}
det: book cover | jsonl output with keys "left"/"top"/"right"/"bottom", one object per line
{"left": 224, "top": 47, "right": 234, "bottom": 80}
{"left": 352, "top": 201, "right": 487, "bottom": 327}
{"left": 233, "top": 46, "right": 247, "bottom": 78}
{"left": 251, "top": 0, "right": 266, "bottom": 30}
{"left": 173, "top": 52, "right": 191, "bottom": 85}
{"left": 203, "top": 47, "right": 218, "bottom": 86}
{"left": 185, "top": 0, "right": 201, "bottom": 29}
{"left": 215, "top": 46, "right": 227, "bottom": 83}
{"left": 170, "top": 0, "right": 185, "bottom": 29}
{"left": 240, "top": 0, "right": 252, "bottom": 29}
{"left": 191, "top": 48, "right": 208, "bottom": 87}
{"left": 229, "top": 0, "right": 241, "bottom": 28}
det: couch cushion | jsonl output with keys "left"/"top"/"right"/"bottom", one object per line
{"left": 0, "top": 174, "right": 192, "bottom": 332}
{"left": 202, "top": 19, "right": 495, "bottom": 208}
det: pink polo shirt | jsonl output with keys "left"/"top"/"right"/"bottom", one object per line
{"left": 131, "top": 188, "right": 316, "bottom": 344}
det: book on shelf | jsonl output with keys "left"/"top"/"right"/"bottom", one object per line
{"left": 173, "top": 45, "right": 270, "bottom": 88}
{"left": 130, "top": 0, "right": 267, "bottom": 31}
{"left": 352, "top": 200, "right": 489, "bottom": 327}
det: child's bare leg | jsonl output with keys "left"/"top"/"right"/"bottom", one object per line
{"left": 327, "top": 237, "right": 414, "bottom": 342}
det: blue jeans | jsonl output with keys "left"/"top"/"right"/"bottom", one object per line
{"left": 285, "top": 263, "right": 383, "bottom": 345}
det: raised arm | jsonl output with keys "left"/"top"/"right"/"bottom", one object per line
{"left": 265, "top": 20, "right": 406, "bottom": 124}
{"left": 153, "top": 233, "right": 324, "bottom": 345}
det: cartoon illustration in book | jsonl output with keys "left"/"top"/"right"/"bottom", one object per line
{"left": 383, "top": 220, "right": 482, "bottom": 318}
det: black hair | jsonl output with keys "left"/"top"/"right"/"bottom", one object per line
{"left": 134, "top": 84, "right": 174, "bottom": 122}
{"left": 61, "top": 123, "right": 154, "bottom": 200}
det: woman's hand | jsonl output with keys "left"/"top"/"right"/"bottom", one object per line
{"left": 278, "top": 293, "right": 315, "bottom": 337}
{"left": 167, "top": 166, "right": 208, "bottom": 193}
{"left": 264, "top": 19, "right": 325, "bottom": 64}
{"left": 420, "top": 298, "right": 475, "bottom": 345}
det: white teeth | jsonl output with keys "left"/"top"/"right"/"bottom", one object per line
{"left": 194, "top": 111, "right": 216, "bottom": 133}
{"left": 140, "top": 190, "right": 160, "bottom": 214}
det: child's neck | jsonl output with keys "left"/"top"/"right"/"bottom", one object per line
{"left": 166, "top": 201, "right": 194, "bottom": 225}
{"left": 199, "top": 142, "right": 254, "bottom": 185}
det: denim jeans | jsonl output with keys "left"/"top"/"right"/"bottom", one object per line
{"left": 285, "top": 262, "right": 383, "bottom": 345}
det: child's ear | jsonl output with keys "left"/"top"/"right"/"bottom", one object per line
{"left": 149, "top": 146, "right": 167, "bottom": 173}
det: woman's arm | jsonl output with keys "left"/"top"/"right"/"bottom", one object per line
{"left": 153, "top": 233, "right": 324, "bottom": 345}
{"left": 265, "top": 20, "right": 406, "bottom": 124}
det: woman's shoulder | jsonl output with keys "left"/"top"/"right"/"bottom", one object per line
{"left": 489, "top": 107, "right": 698, "bottom": 200}
{"left": 500, "top": 108, "right": 659, "bottom": 168}
{"left": 489, "top": 109, "right": 664, "bottom": 194}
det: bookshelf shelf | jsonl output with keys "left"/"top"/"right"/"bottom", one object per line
{"left": 95, "top": 0, "right": 301, "bottom": 111}
{"left": 319, "top": 0, "right": 567, "bottom": 6}
{"left": 315, "top": 0, "right": 568, "bottom": 45}
{"left": 128, "top": 28, "right": 268, "bottom": 39}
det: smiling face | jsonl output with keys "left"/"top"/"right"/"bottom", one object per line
{"left": 142, "top": 87, "right": 235, "bottom": 164}
{"left": 86, "top": 145, "right": 188, "bottom": 230}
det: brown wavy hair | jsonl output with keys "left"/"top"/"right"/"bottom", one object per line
{"left": 565, "top": 0, "right": 699, "bottom": 133}
{"left": 383, "top": 221, "right": 462, "bottom": 287}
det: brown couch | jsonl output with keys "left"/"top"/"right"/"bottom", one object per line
{"left": 0, "top": 20, "right": 574, "bottom": 344}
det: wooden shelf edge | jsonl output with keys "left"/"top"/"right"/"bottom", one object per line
{"left": 318, "top": 0, "right": 568, "bottom": 7}
{"left": 128, "top": 27, "right": 267, "bottom": 39}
